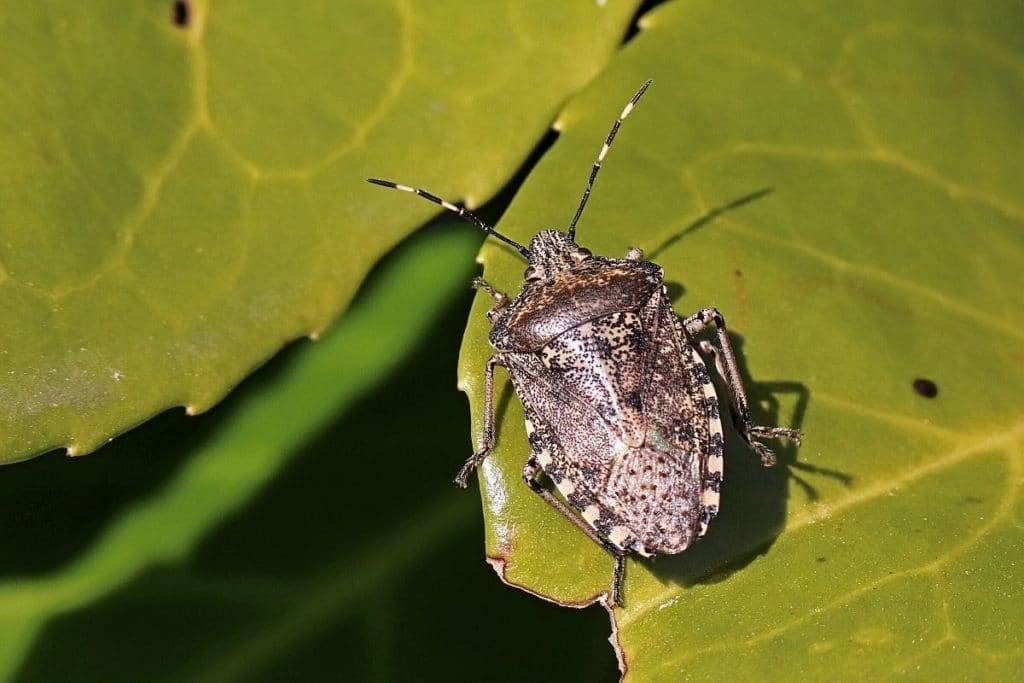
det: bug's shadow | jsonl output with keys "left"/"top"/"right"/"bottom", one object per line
{"left": 648, "top": 187, "right": 775, "bottom": 261}
{"left": 646, "top": 333, "right": 848, "bottom": 588}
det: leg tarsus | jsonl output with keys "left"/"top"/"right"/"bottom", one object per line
{"left": 749, "top": 440, "right": 779, "bottom": 467}
{"left": 749, "top": 423, "right": 803, "bottom": 446}
{"left": 472, "top": 277, "right": 509, "bottom": 322}
{"left": 471, "top": 277, "right": 506, "bottom": 302}
{"left": 454, "top": 449, "right": 489, "bottom": 488}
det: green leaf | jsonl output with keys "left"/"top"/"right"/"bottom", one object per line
{"left": 459, "top": 1, "right": 1024, "bottom": 678}
{"left": 0, "top": 222, "right": 619, "bottom": 680}
{"left": 0, "top": 0, "right": 641, "bottom": 464}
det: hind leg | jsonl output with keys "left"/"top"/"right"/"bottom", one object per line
{"left": 522, "top": 455, "right": 628, "bottom": 606}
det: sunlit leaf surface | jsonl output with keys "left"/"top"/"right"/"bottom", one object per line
{"left": 0, "top": 0, "right": 640, "bottom": 463}
{"left": 2, "top": 224, "right": 624, "bottom": 681}
{"left": 459, "top": 1, "right": 1024, "bottom": 678}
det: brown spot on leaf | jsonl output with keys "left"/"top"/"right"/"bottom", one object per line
{"left": 172, "top": 0, "right": 190, "bottom": 27}
{"left": 912, "top": 378, "right": 938, "bottom": 398}
{"left": 732, "top": 264, "right": 748, "bottom": 327}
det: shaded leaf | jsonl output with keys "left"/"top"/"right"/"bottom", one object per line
{"left": 459, "top": 1, "right": 1024, "bottom": 679}
{"left": 0, "top": 222, "right": 618, "bottom": 681}
{"left": 0, "top": 222, "right": 597, "bottom": 681}
{"left": 0, "top": 0, "right": 641, "bottom": 463}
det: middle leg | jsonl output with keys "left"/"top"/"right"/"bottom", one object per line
{"left": 455, "top": 354, "right": 505, "bottom": 487}
{"left": 683, "top": 307, "right": 801, "bottom": 465}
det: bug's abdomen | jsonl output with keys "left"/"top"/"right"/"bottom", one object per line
{"left": 602, "top": 435, "right": 704, "bottom": 553}
{"left": 608, "top": 298, "right": 723, "bottom": 552}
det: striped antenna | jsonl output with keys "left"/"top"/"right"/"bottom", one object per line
{"left": 567, "top": 79, "right": 653, "bottom": 240}
{"left": 367, "top": 178, "right": 530, "bottom": 257}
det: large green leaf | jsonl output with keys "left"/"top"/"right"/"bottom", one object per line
{"left": 459, "top": 1, "right": 1024, "bottom": 678}
{"left": 0, "top": 221, "right": 480, "bottom": 676}
{"left": 0, "top": 0, "right": 640, "bottom": 464}
{"left": 2, "top": 222, "right": 614, "bottom": 681}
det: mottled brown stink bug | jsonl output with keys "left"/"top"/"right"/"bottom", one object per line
{"left": 369, "top": 80, "right": 801, "bottom": 606}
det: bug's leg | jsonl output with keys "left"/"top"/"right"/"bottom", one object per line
{"left": 612, "top": 554, "right": 627, "bottom": 607}
{"left": 522, "top": 456, "right": 629, "bottom": 606}
{"left": 683, "top": 307, "right": 802, "bottom": 466}
{"left": 472, "top": 277, "right": 510, "bottom": 322}
{"left": 455, "top": 355, "right": 504, "bottom": 488}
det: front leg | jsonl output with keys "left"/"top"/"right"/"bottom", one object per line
{"left": 455, "top": 354, "right": 505, "bottom": 487}
{"left": 683, "top": 307, "right": 801, "bottom": 465}
{"left": 472, "top": 277, "right": 510, "bottom": 322}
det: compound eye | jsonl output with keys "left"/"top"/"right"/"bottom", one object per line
{"left": 524, "top": 266, "right": 538, "bottom": 280}
{"left": 572, "top": 247, "right": 592, "bottom": 262}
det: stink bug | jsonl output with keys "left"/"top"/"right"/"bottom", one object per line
{"left": 368, "top": 80, "right": 801, "bottom": 606}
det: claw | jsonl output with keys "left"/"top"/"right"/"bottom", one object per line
{"left": 454, "top": 448, "right": 489, "bottom": 488}
{"left": 750, "top": 440, "right": 778, "bottom": 467}
{"left": 783, "top": 428, "right": 803, "bottom": 446}
{"left": 745, "top": 425, "right": 802, "bottom": 466}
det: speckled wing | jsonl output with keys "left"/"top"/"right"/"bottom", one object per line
{"left": 602, "top": 288, "right": 724, "bottom": 554}
{"left": 503, "top": 350, "right": 640, "bottom": 549}
{"left": 503, "top": 287, "right": 723, "bottom": 557}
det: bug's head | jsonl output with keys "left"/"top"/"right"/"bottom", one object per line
{"left": 522, "top": 230, "right": 592, "bottom": 282}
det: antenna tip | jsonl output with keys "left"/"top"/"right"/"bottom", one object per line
{"left": 367, "top": 177, "right": 393, "bottom": 187}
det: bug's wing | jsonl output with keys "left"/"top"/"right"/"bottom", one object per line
{"left": 604, "top": 288, "right": 724, "bottom": 551}
{"left": 505, "top": 289, "right": 724, "bottom": 556}
{"left": 537, "top": 309, "right": 649, "bottom": 447}
{"left": 505, "top": 353, "right": 643, "bottom": 552}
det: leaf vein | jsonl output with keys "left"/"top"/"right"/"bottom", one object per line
{"left": 718, "top": 216, "right": 1024, "bottom": 342}
{"left": 642, "top": 444, "right": 1021, "bottom": 675}
{"left": 621, "top": 422, "right": 1024, "bottom": 630}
